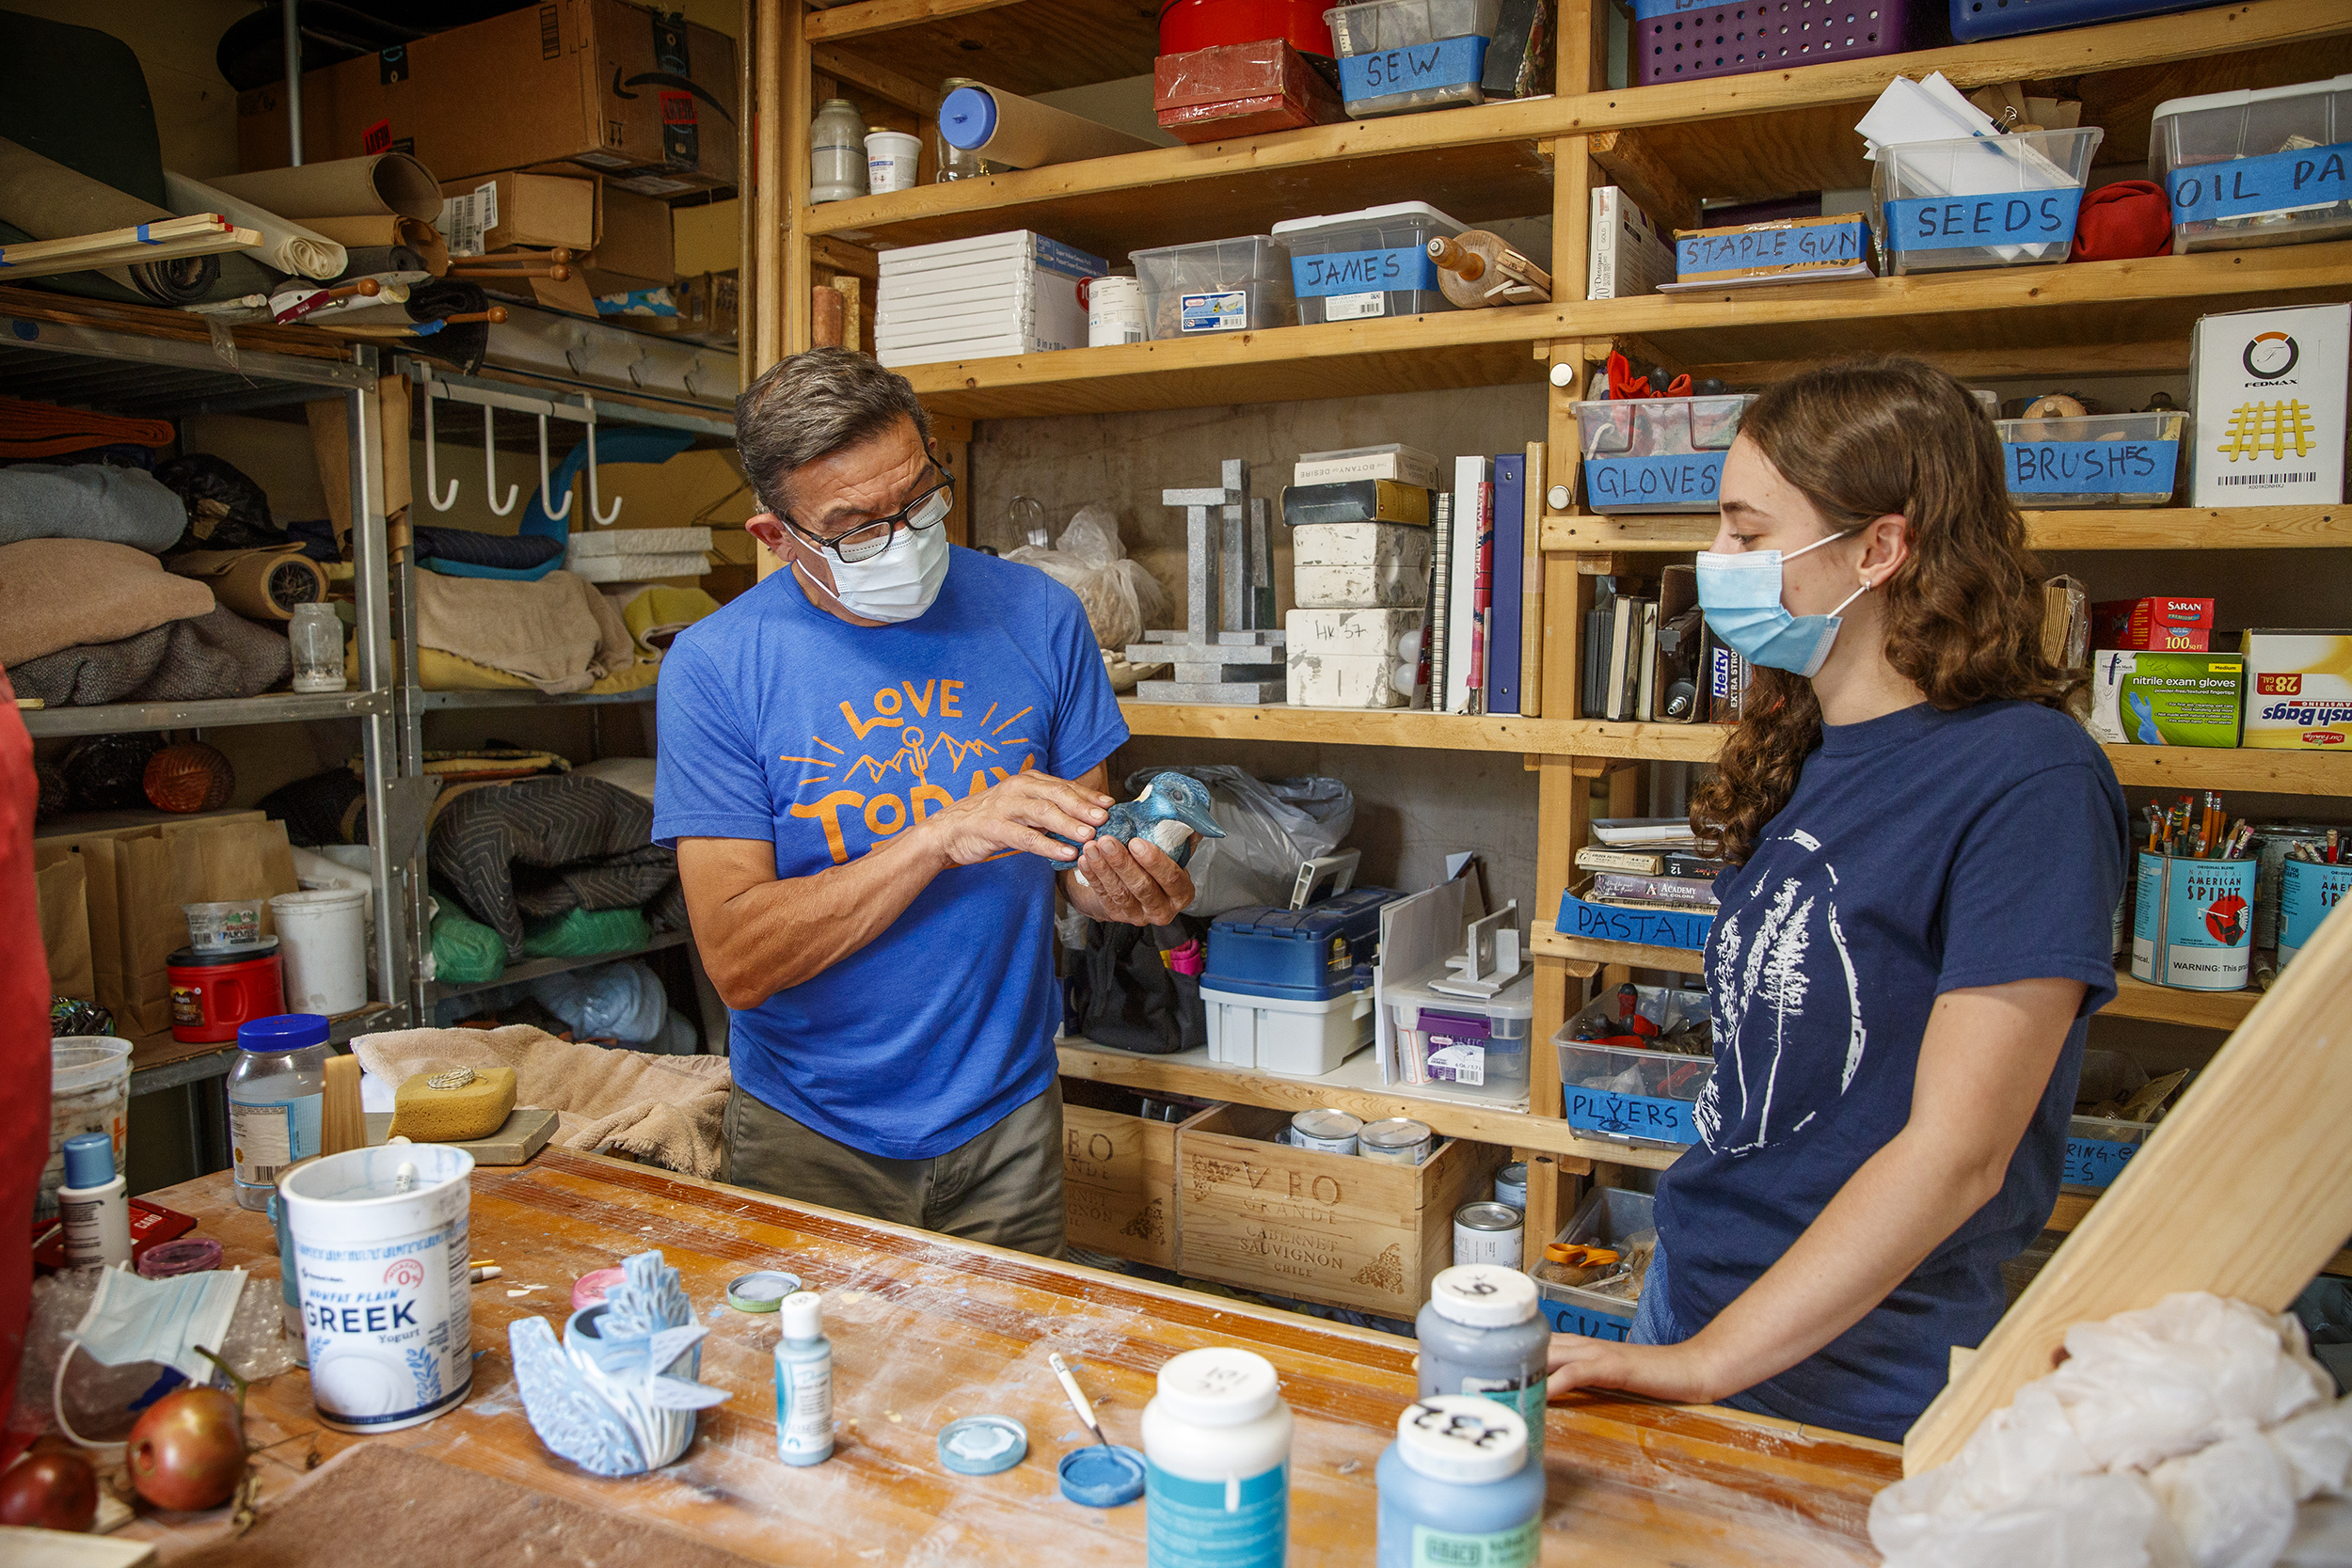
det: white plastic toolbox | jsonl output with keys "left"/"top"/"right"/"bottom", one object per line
{"left": 2151, "top": 74, "right": 2352, "bottom": 254}
{"left": 1200, "top": 980, "right": 1375, "bottom": 1076}
{"left": 1870, "top": 126, "right": 2104, "bottom": 274}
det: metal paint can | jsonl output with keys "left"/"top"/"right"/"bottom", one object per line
{"left": 1289, "top": 1108, "right": 1362, "bottom": 1155}
{"left": 1454, "top": 1201, "right": 1524, "bottom": 1268}
{"left": 2280, "top": 859, "right": 2351, "bottom": 971}
{"left": 1358, "top": 1117, "right": 1433, "bottom": 1165}
{"left": 1492, "top": 1162, "right": 1527, "bottom": 1211}
{"left": 2130, "top": 849, "right": 2255, "bottom": 991}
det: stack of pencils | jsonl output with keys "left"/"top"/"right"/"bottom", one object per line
{"left": 2143, "top": 793, "right": 2252, "bottom": 860}
{"left": 2285, "top": 829, "right": 2342, "bottom": 865}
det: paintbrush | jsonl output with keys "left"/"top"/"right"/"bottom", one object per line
{"left": 1048, "top": 1352, "right": 1109, "bottom": 1448}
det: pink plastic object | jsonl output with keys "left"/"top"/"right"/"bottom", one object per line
{"left": 1629, "top": 0, "right": 1916, "bottom": 87}
{"left": 573, "top": 1267, "right": 628, "bottom": 1311}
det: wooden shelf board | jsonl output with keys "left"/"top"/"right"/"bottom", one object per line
{"left": 1532, "top": 919, "right": 1708, "bottom": 975}
{"left": 2104, "top": 748, "right": 2348, "bottom": 795}
{"left": 804, "top": 0, "right": 1161, "bottom": 100}
{"left": 2105, "top": 971, "right": 2260, "bottom": 1031}
{"left": 1056, "top": 1038, "right": 1681, "bottom": 1169}
{"left": 1544, "top": 507, "right": 2352, "bottom": 554}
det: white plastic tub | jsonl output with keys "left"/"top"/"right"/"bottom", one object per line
{"left": 272, "top": 888, "right": 371, "bottom": 1015}
{"left": 1996, "top": 409, "right": 2188, "bottom": 507}
{"left": 1128, "top": 235, "right": 1296, "bottom": 339}
{"left": 1272, "top": 201, "right": 1466, "bottom": 324}
{"left": 44, "top": 1036, "right": 133, "bottom": 1222}
{"left": 1326, "top": 0, "right": 1503, "bottom": 117}
{"left": 1201, "top": 981, "right": 1375, "bottom": 1076}
{"left": 2152, "top": 74, "right": 2352, "bottom": 254}
{"left": 1871, "top": 125, "right": 2105, "bottom": 274}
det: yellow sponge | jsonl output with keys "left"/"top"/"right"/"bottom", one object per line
{"left": 389, "top": 1066, "right": 516, "bottom": 1142}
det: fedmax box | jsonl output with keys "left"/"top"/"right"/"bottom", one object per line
{"left": 238, "top": 0, "right": 738, "bottom": 195}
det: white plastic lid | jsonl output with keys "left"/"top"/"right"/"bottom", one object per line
{"left": 1429, "top": 1265, "right": 1538, "bottom": 1328}
{"left": 781, "top": 1291, "right": 824, "bottom": 1340}
{"left": 1153, "top": 1347, "right": 1280, "bottom": 1427}
{"left": 1397, "top": 1396, "right": 1528, "bottom": 1484}
{"left": 2153, "top": 71, "right": 2352, "bottom": 126}
{"left": 1271, "top": 201, "right": 1468, "bottom": 238}
{"left": 1384, "top": 963, "right": 1536, "bottom": 1021}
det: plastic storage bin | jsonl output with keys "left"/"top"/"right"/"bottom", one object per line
{"left": 2066, "top": 1114, "right": 2153, "bottom": 1191}
{"left": 2151, "top": 75, "right": 2352, "bottom": 255}
{"left": 1555, "top": 985, "right": 1715, "bottom": 1149}
{"left": 1570, "top": 394, "right": 1756, "bottom": 513}
{"left": 1202, "top": 975, "right": 1376, "bottom": 1075}
{"left": 1531, "top": 1186, "right": 1654, "bottom": 1339}
{"left": 1383, "top": 967, "right": 1534, "bottom": 1101}
{"left": 1996, "top": 410, "right": 2187, "bottom": 507}
{"left": 1272, "top": 203, "right": 1467, "bottom": 325}
{"left": 1952, "top": 0, "right": 2231, "bottom": 43}
{"left": 1629, "top": 0, "right": 1919, "bottom": 87}
{"left": 1129, "top": 235, "right": 1296, "bottom": 339}
{"left": 1325, "top": 0, "right": 1502, "bottom": 118}
{"left": 1871, "top": 126, "right": 2104, "bottom": 275}
{"left": 1206, "top": 889, "right": 1396, "bottom": 1001}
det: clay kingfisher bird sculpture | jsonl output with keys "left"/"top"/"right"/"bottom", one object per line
{"left": 509, "top": 1250, "right": 729, "bottom": 1478}
{"left": 1048, "top": 769, "right": 1225, "bottom": 885}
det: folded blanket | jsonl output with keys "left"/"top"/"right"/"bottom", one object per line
{"left": 413, "top": 567, "right": 633, "bottom": 693}
{"left": 7, "top": 606, "right": 290, "bottom": 706}
{"left": 350, "top": 1023, "right": 728, "bottom": 1179}
{"left": 0, "top": 464, "right": 186, "bottom": 550}
{"left": 414, "top": 527, "right": 565, "bottom": 571}
{"left": 0, "top": 538, "right": 215, "bottom": 668}
{"left": 427, "top": 774, "right": 676, "bottom": 957}
{"left": 612, "top": 582, "right": 720, "bottom": 662}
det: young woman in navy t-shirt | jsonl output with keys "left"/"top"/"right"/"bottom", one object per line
{"left": 1545, "top": 357, "right": 2128, "bottom": 1442}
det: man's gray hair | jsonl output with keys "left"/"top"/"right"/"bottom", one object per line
{"left": 735, "top": 348, "right": 933, "bottom": 516}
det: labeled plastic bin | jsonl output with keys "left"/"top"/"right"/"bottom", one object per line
{"left": 1129, "top": 235, "right": 1296, "bottom": 339}
{"left": 2065, "top": 1114, "right": 2153, "bottom": 1192}
{"left": 1531, "top": 1186, "right": 1654, "bottom": 1340}
{"left": 1202, "top": 977, "right": 1376, "bottom": 1076}
{"left": 1629, "top": 0, "right": 1920, "bottom": 87}
{"left": 1556, "top": 985, "right": 1714, "bottom": 1149}
{"left": 1871, "top": 126, "right": 2105, "bottom": 275}
{"left": 1952, "top": 0, "right": 2235, "bottom": 44}
{"left": 2151, "top": 74, "right": 2352, "bottom": 255}
{"left": 1325, "top": 0, "right": 1502, "bottom": 118}
{"left": 1995, "top": 410, "right": 2188, "bottom": 508}
{"left": 1383, "top": 967, "right": 1534, "bottom": 1101}
{"left": 1571, "top": 394, "right": 1756, "bottom": 513}
{"left": 1272, "top": 202, "right": 1467, "bottom": 325}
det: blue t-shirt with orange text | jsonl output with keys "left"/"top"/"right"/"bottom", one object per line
{"left": 652, "top": 546, "right": 1128, "bottom": 1158}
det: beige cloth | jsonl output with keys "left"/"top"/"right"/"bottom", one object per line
{"left": 352, "top": 1024, "right": 728, "bottom": 1179}
{"left": 412, "top": 568, "right": 635, "bottom": 693}
{"left": 0, "top": 538, "right": 213, "bottom": 668}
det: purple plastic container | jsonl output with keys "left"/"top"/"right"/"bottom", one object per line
{"left": 1629, "top": 0, "right": 1915, "bottom": 86}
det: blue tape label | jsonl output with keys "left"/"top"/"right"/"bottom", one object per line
{"left": 1563, "top": 1087, "right": 1695, "bottom": 1143}
{"left": 2004, "top": 439, "right": 2180, "bottom": 494}
{"left": 1292, "top": 245, "right": 1438, "bottom": 298}
{"left": 1586, "top": 453, "right": 1728, "bottom": 509}
{"left": 1537, "top": 1298, "right": 1634, "bottom": 1339}
{"left": 1558, "top": 891, "right": 1714, "bottom": 949}
{"left": 2065, "top": 1134, "right": 2138, "bottom": 1189}
{"left": 1885, "top": 187, "right": 2083, "bottom": 253}
{"left": 1630, "top": 0, "right": 1720, "bottom": 16}
{"left": 1676, "top": 220, "right": 1867, "bottom": 277}
{"left": 2168, "top": 142, "right": 2352, "bottom": 225}
{"left": 1338, "top": 34, "right": 1487, "bottom": 103}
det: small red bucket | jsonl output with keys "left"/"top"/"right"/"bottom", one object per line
{"left": 167, "top": 939, "right": 286, "bottom": 1044}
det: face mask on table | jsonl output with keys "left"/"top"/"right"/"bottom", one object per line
{"left": 1694, "top": 528, "right": 1871, "bottom": 679}
{"left": 798, "top": 512, "right": 950, "bottom": 625}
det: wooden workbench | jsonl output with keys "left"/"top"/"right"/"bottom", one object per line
{"left": 124, "top": 1151, "right": 1897, "bottom": 1563}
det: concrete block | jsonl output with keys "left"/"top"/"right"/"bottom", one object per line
{"left": 1285, "top": 650, "right": 1415, "bottom": 708}
{"left": 1285, "top": 608, "right": 1423, "bottom": 660}
{"left": 1294, "top": 561, "right": 1429, "bottom": 609}
{"left": 1133, "top": 678, "right": 1288, "bottom": 704}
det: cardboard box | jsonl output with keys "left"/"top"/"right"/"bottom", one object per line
{"left": 238, "top": 0, "right": 738, "bottom": 194}
{"left": 588, "top": 182, "right": 676, "bottom": 293}
{"left": 672, "top": 198, "right": 738, "bottom": 277}
{"left": 437, "top": 172, "right": 597, "bottom": 259}
{"left": 2088, "top": 649, "right": 2245, "bottom": 746}
{"left": 1060, "top": 1083, "right": 1209, "bottom": 1270}
{"left": 2091, "top": 597, "right": 2217, "bottom": 652}
{"left": 1587, "top": 186, "right": 1673, "bottom": 302}
{"left": 2240, "top": 628, "right": 2352, "bottom": 750}
{"left": 2190, "top": 303, "right": 2349, "bottom": 507}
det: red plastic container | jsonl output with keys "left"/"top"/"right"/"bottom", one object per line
{"left": 1160, "top": 0, "right": 1334, "bottom": 60}
{"left": 1629, "top": 0, "right": 1919, "bottom": 87}
{"left": 167, "top": 939, "right": 286, "bottom": 1044}
{"left": 1155, "top": 40, "right": 1347, "bottom": 142}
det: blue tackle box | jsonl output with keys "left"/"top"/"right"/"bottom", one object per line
{"left": 1205, "top": 887, "right": 1397, "bottom": 1002}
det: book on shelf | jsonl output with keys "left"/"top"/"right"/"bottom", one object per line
{"left": 1445, "top": 456, "right": 1490, "bottom": 715}
{"left": 1663, "top": 852, "right": 1730, "bottom": 879}
{"left": 1587, "top": 870, "right": 1721, "bottom": 909}
{"left": 1428, "top": 492, "right": 1454, "bottom": 710}
{"left": 1634, "top": 600, "right": 1661, "bottom": 721}
{"left": 1487, "top": 452, "right": 1525, "bottom": 716}
{"left": 1592, "top": 816, "right": 1702, "bottom": 847}
{"left": 1576, "top": 847, "right": 1665, "bottom": 874}
{"left": 1518, "top": 440, "right": 1545, "bottom": 716}
{"left": 1588, "top": 185, "right": 1674, "bottom": 302}
{"left": 1279, "top": 479, "right": 1434, "bottom": 527}
{"left": 1294, "top": 443, "right": 1439, "bottom": 487}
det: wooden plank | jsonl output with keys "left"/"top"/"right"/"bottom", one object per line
{"left": 1590, "top": 129, "right": 1700, "bottom": 235}
{"left": 2104, "top": 971, "right": 2259, "bottom": 1031}
{"left": 752, "top": 0, "right": 786, "bottom": 375}
{"left": 1533, "top": 919, "right": 1708, "bottom": 976}
{"left": 2048, "top": 1194, "right": 2352, "bottom": 1282}
{"left": 2105, "top": 746, "right": 2350, "bottom": 796}
{"left": 783, "top": 0, "right": 815, "bottom": 359}
{"left": 810, "top": 235, "right": 881, "bottom": 279}
{"left": 0, "top": 284, "right": 354, "bottom": 362}
{"left": 1115, "top": 701, "right": 1729, "bottom": 759}
{"left": 1908, "top": 900, "right": 2352, "bottom": 1474}
{"left": 803, "top": 0, "right": 1023, "bottom": 41}
{"left": 361, "top": 1106, "right": 556, "bottom": 1166}
{"left": 1690, "top": 340, "right": 2194, "bottom": 387}
{"left": 810, "top": 44, "right": 938, "bottom": 113}
{"left": 804, "top": 0, "right": 1160, "bottom": 99}
{"left": 1544, "top": 507, "right": 2352, "bottom": 554}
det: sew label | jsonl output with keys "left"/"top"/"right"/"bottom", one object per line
{"left": 1181, "top": 290, "right": 1252, "bottom": 333}
{"left": 1585, "top": 453, "right": 1729, "bottom": 509}
{"left": 2167, "top": 142, "right": 2352, "bottom": 224}
{"left": 2064, "top": 1132, "right": 2139, "bottom": 1189}
{"left": 1676, "top": 220, "right": 1867, "bottom": 277}
{"left": 1338, "top": 35, "right": 1487, "bottom": 103}
{"left": 1884, "top": 187, "right": 2083, "bottom": 253}
{"left": 2004, "top": 439, "right": 2180, "bottom": 494}
{"left": 1292, "top": 245, "right": 1438, "bottom": 297}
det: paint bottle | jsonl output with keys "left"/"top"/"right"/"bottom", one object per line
{"left": 1142, "top": 1346, "right": 1293, "bottom": 1568}
{"left": 226, "top": 1014, "right": 327, "bottom": 1212}
{"left": 775, "top": 1291, "right": 834, "bottom": 1466}
{"left": 57, "top": 1132, "right": 130, "bottom": 1268}
{"left": 1416, "top": 1265, "right": 1550, "bottom": 1460}
{"left": 1375, "top": 1396, "right": 1544, "bottom": 1568}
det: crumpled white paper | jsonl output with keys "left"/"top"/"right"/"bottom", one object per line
{"left": 1873, "top": 1293, "right": 2352, "bottom": 1568}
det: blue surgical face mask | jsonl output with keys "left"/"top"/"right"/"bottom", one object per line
{"left": 1695, "top": 529, "right": 1872, "bottom": 679}
{"left": 72, "top": 1264, "right": 248, "bottom": 1384}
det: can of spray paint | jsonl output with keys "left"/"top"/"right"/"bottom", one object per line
{"left": 775, "top": 1291, "right": 834, "bottom": 1465}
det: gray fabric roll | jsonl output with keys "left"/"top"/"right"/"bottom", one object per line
{"left": 0, "top": 464, "right": 186, "bottom": 550}
{"left": 8, "top": 606, "right": 290, "bottom": 706}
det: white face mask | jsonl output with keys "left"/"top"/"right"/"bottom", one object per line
{"left": 797, "top": 516, "right": 950, "bottom": 624}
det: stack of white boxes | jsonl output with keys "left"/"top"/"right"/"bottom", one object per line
{"left": 564, "top": 527, "right": 713, "bottom": 582}
{"left": 1284, "top": 444, "right": 1437, "bottom": 708}
{"left": 874, "top": 230, "right": 1105, "bottom": 370}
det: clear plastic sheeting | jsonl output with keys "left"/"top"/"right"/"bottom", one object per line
{"left": 1873, "top": 1292, "right": 2352, "bottom": 1568}
{"left": 1004, "top": 505, "right": 1168, "bottom": 653}
{"left": 1135, "top": 766, "right": 1353, "bottom": 918}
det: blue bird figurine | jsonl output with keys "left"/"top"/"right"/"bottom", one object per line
{"left": 509, "top": 1250, "right": 729, "bottom": 1478}
{"left": 1047, "top": 769, "right": 1225, "bottom": 883}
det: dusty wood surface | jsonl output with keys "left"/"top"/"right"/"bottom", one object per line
{"left": 122, "top": 1152, "right": 1897, "bottom": 1564}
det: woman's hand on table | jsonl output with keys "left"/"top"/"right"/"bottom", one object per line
{"left": 1545, "top": 1333, "right": 1733, "bottom": 1405}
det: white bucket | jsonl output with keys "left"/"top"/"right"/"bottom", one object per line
{"left": 280, "top": 1144, "right": 475, "bottom": 1433}
{"left": 43, "top": 1037, "right": 132, "bottom": 1222}
{"left": 270, "top": 888, "right": 369, "bottom": 1015}
{"left": 865, "top": 130, "right": 922, "bottom": 194}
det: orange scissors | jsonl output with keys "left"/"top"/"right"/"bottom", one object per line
{"left": 1545, "top": 1243, "right": 1620, "bottom": 1268}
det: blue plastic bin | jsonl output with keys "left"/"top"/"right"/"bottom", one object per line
{"left": 1951, "top": 0, "right": 2226, "bottom": 43}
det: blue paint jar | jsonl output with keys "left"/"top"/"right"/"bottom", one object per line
{"left": 1142, "top": 1347, "right": 1292, "bottom": 1568}
{"left": 2130, "top": 850, "right": 2255, "bottom": 990}
{"left": 2280, "top": 859, "right": 2351, "bottom": 971}
{"left": 1376, "top": 1396, "right": 1544, "bottom": 1568}
{"left": 1416, "top": 1265, "right": 1549, "bottom": 1461}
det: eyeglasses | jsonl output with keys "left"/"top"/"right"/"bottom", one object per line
{"left": 784, "top": 461, "right": 954, "bottom": 563}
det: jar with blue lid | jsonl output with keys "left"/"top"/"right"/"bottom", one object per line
{"left": 1376, "top": 1396, "right": 1544, "bottom": 1568}
{"left": 227, "top": 1014, "right": 328, "bottom": 1212}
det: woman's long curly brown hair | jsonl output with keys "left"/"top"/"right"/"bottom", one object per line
{"left": 1690, "top": 357, "right": 2077, "bottom": 864}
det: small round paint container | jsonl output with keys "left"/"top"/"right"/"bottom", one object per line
{"left": 1492, "top": 1162, "right": 1527, "bottom": 1211}
{"left": 573, "top": 1267, "right": 627, "bottom": 1312}
{"left": 727, "top": 1270, "right": 803, "bottom": 1312}
{"left": 938, "top": 1415, "right": 1028, "bottom": 1476}
{"left": 1289, "top": 1107, "right": 1361, "bottom": 1156}
{"left": 1453, "top": 1200, "right": 1524, "bottom": 1269}
{"left": 1358, "top": 1117, "right": 1434, "bottom": 1165}
{"left": 1057, "top": 1442, "right": 1147, "bottom": 1508}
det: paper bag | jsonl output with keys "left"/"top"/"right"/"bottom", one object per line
{"left": 34, "top": 846, "right": 94, "bottom": 1003}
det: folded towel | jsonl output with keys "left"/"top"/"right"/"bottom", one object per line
{"left": 7, "top": 606, "right": 289, "bottom": 706}
{"left": 413, "top": 567, "right": 633, "bottom": 694}
{"left": 350, "top": 1023, "right": 729, "bottom": 1179}
{"left": 0, "top": 464, "right": 187, "bottom": 550}
{"left": 0, "top": 537, "right": 215, "bottom": 667}
{"left": 612, "top": 582, "right": 720, "bottom": 661}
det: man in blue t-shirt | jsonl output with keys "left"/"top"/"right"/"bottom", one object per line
{"left": 654, "top": 349, "right": 1193, "bottom": 1258}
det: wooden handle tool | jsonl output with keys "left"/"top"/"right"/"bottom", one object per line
{"left": 322, "top": 1053, "right": 367, "bottom": 1157}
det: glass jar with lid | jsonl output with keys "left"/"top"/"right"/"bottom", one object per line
{"left": 288, "top": 602, "right": 346, "bottom": 693}
{"left": 227, "top": 1014, "right": 329, "bottom": 1212}
{"left": 811, "top": 98, "right": 868, "bottom": 203}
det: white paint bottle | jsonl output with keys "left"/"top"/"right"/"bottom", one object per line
{"left": 1142, "top": 1347, "right": 1293, "bottom": 1568}
{"left": 57, "top": 1132, "right": 129, "bottom": 1268}
{"left": 775, "top": 1291, "right": 834, "bottom": 1466}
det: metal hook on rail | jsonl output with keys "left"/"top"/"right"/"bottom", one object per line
{"left": 483, "top": 404, "right": 519, "bottom": 516}
{"left": 420, "top": 371, "right": 457, "bottom": 512}
{"left": 535, "top": 413, "right": 573, "bottom": 521}
{"left": 582, "top": 394, "right": 623, "bottom": 527}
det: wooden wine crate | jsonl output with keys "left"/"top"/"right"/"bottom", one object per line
{"left": 1174, "top": 1103, "right": 1506, "bottom": 1318}
{"left": 1059, "top": 1080, "right": 1216, "bottom": 1269}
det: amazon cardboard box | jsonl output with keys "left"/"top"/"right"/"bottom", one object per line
{"left": 238, "top": 0, "right": 737, "bottom": 194}
{"left": 436, "top": 171, "right": 599, "bottom": 259}
{"left": 586, "top": 182, "right": 675, "bottom": 293}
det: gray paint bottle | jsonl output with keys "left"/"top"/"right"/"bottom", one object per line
{"left": 1415, "top": 1265, "right": 1551, "bottom": 1458}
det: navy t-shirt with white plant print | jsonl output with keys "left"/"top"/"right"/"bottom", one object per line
{"left": 1654, "top": 699, "right": 2126, "bottom": 1442}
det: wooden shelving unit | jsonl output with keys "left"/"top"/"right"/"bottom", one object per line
{"left": 1547, "top": 506, "right": 2352, "bottom": 554}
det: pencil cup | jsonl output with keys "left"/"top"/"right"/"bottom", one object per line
{"left": 2130, "top": 850, "right": 2255, "bottom": 991}
{"left": 2279, "top": 860, "right": 2351, "bottom": 973}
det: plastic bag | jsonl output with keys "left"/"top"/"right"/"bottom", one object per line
{"left": 521, "top": 906, "right": 651, "bottom": 958}
{"left": 431, "top": 905, "right": 506, "bottom": 985}
{"left": 1131, "top": 766, "right": 1353, "bottom": 917}
{"left": 1006, "top": 504, "right": 1168, "bottom": 651}
{"left": 532, "top": 959, "right": 668, "bottom": 1044}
